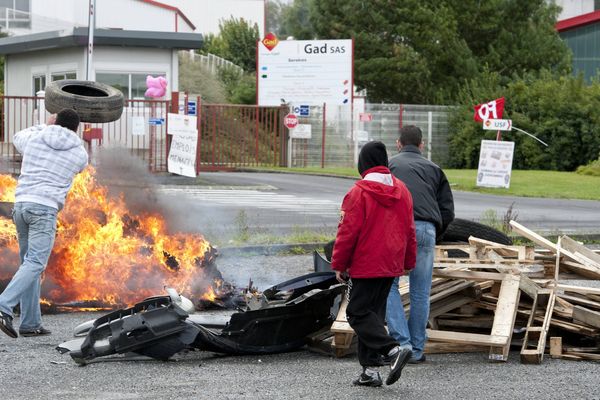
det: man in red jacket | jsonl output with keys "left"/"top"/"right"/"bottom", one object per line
{"left": 331, "top": 141, "right": 417, "bottom": 387}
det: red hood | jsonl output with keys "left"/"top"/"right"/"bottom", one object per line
{"left": 356, "top": 176, "right": 403, "bottom": 207}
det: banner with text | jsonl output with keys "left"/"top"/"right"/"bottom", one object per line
{"left": 167, "top": 113, "right": 198, "bottom": 177}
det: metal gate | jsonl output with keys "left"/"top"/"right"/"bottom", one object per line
{"left": 0, "top": 95, "right": 287, "bottom": 174}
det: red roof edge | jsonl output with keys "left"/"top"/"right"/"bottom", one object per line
{"left": 137, "top": 0, "right": 196, "bottom": 31}
{"left": 556, "top": 10, "right": 600, "bottom": 32}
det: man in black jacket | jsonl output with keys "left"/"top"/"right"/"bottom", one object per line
{"left": 385, "top": 125, "right": 454, "bottom": 363}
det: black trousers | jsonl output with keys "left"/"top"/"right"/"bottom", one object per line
{"left": 346, "top": 277, "right": 399, "bottom": 367}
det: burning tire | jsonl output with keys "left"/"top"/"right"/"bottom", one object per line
{"left": 44, "top": 80, "right": 124, "bottom": 123}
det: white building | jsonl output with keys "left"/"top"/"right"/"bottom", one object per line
{"left": 0, "top": 0, "right": 206, "bottom": 97}
{"left": 0, "top": 0, "right": 265, "bottom": 36}
{"left": 553, "top": 0, "right": 598, "bottom": 19}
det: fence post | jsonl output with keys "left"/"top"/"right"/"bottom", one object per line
{"left": 255, "top": 106, "right": 259, "bottom": 165}
{"left": 195, "top": 96, "right": 202, "bottom": 174}
{"left": 427, "top": 111, "right": 432, "bottom": 161}
{"left": 321, "top": 102, "right": 326, "bottom": 168}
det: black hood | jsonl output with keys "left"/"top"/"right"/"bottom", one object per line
{"left": 358, "top": 141, "right": 388, "bottom": 176}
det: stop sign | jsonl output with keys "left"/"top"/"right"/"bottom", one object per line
{"left": 284, "top": 114, "right": 298, "bottom": 129}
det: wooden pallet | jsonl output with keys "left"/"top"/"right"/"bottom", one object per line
{"left": 519, "top": 275, "right": 556, "bottom": 364}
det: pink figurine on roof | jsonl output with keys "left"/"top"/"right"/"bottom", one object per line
{"left": 144, "top": 75, "right": 167, "bottom": 98}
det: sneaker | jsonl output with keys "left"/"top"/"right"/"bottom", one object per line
{"left": 19, "top": 327, "right": 51, "bottom": 337}
{"left": 352, "top": 371, "right": 383, "bottom": 387}
{"left": 408, "top": 354, "right": 426, "bottom": 364}
{"left": 0, "top": 311, "right": 18, "bottom": 338}
{"left": 385, "top": 347, "right": 412, "bottom": 386}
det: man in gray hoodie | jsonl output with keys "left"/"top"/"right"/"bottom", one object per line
{"left": 0, "top": 109, "right": 88, "bottom": 338}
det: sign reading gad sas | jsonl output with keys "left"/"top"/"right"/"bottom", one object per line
{"left": 258, "top": 34, "right": 353, "bottom": 106}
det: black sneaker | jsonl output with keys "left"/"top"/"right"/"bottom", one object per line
{"left": 408, "top": 354, "right": 426, "bottom": 364}
{"left": 0, "top": 311, "right": 18, "bottom": 338}
{"left": 385, "top": 347, "right": 412, "bottom": 385}
{"left": 19, "top": 327, "right": 51, "bottom": 337}
{"left": 352, "top": 371, "right": 383, "bottom": 387}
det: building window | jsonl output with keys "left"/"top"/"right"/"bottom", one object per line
{"left": 51, "top": 72, "right": 76, "bottom": 81}
{"left": 97, "top": 72, "right": 166, "bottom": 100}
{"left": 33, "top": 74, "right": 46, "bottom": 96}
{"left": 596, "top": 0, "right": 600, "bottom": 10}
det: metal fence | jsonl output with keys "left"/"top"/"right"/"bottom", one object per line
{"left": 288, "top": 103, "right": 451, "bottom": 168}
{"left": 0, "top": 94, "right": 451, "bottom": 174}
{"left": 0, "top": 96, "right": 170, "bottom": 174}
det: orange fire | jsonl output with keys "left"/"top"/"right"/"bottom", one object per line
{"left": 0, "top": 167, "right": 220, "bottom": 309}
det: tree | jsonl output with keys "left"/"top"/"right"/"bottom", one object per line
{"left": 309, "top": 0, "right": 571, "bottom": 104}
{"left": 202, "top": 17, "right": 260, "bottom": 72}
{"left": 280, "top": 0, "right": 314, "bottom": 40}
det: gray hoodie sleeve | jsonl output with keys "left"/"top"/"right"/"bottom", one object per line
{"left": 13, "top": 124, "right": 47, "bottom": 154}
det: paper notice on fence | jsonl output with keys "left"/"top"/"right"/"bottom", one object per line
{"left": 168, "top": 127, "right": 198, "bottom": 178}
{"left": 290, "top": 124, "right": 312, "bottom": 139}
{"left": 476, "top": 140, "right": 515, "bottom": 189}
{"left": 131, "top": 116, "right": 145, "bottom": 136}
{"left": 167, "top": 113, "right": 197, "bottom": 136}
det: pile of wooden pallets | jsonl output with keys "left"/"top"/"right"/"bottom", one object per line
{"left": 323, "top": 220, "right": 600, "bottom": 363}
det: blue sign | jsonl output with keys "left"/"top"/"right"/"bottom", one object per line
{"left": 293, "top": 105, "right": 310, "bottom": 117}
{"left": 187, "top": 100, "right": 197, "bottom": 116}
{"left": 148, "top": 117, "right": 164, "bottom": 126}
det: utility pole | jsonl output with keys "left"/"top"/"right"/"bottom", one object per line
{"left": 86, "top": 0, "right": 96, "bottom": 80}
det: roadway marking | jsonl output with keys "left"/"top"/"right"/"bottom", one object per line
{"left": 156, "top": 187, "right": 341, "bottom": 216}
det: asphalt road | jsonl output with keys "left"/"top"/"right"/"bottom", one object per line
{"left": 0, "top": 253, "right": 598, "bottom": 400}
{"left": 129, "top": 172, "right": 600, "bottom": 241}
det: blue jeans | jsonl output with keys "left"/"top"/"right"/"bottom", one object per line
{"left": 386, "top": 220, "right": 436, "bottom": 359}
{"left": 0, "top": 202, "right": 57, "bottom": 330}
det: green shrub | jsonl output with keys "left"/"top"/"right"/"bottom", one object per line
{"left": 448, "top": 70, "right": 600, "bottom": 171}
{"left": 576, "top": 157, "right": 600, "bottom": 176}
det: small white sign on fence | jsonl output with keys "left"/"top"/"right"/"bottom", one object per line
{"left": 167, "top": 113, "right": 197, "bottom": 136}
{"left": 290, "top": 124, "right": 312, "bottom": 139}
{"left": 131, "top": 116, "right": 145, "bottom": 136}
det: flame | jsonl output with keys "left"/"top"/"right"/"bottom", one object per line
{"left": 0, "top": 167, "right": 219, "bottom": 309}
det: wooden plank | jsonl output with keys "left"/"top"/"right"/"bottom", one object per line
{"left": 572, "top": 305, "right": 600, "bottom": 329}
{"left": 519, "top": 274, "right": 541, "bottom": 299}
{"left": 429, "top": 294, "right": 473, "bottom": 319}
{"left": 557, "top": 293, "right": 600, "bottom": 311}
{"left": 562, "top": 351, "right": 600, "bottom": 361}
{"left": 509, "top": 221, "right": 558, "bottom": 252}
{"left": 556, "top": 284, "right": 600, "bottom": 296}
{"left": 433, "top": 269, "right": 507, "bottom": 281}
{"left": 429, "top": 281, "right": 474, "bottom": 304}
{"left": 425, "top": 342, "right": 487, "bottom": 354}
{"left": 489, "top": 274, "right": 521, "bottom": 361}
{"left": 560, "top": 235, "right": 600, "bottom": 267}
{"left": 550, "top": 337, "right": 562, "bottom": 358}
{"left": 427, "top": 329, "right": 508, "bottom": 346}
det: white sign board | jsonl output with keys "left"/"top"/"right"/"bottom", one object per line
{"left": 167, "top": 113, "right": 197, "bottom": 136}
{"left": 483, "top": 119, "right": 512, "bottom": 131}
{"left": 476, "top": 140, "right": 515, "bottom": 189}
{"left": 290, "top": 124, "right": 312, "bottom": 139}
{"left": 131, "top": 116, "right": 145, "bottom": 136}
{"left": 167, "top": 113, "right": 198, "bottom": 177}
{"left": 257, "top": 39, "right": 353, "bottom": 106}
